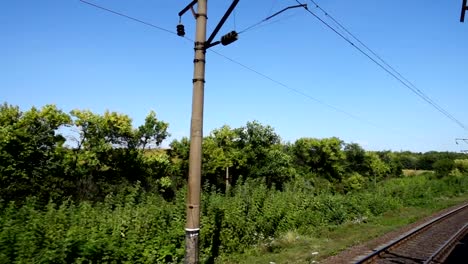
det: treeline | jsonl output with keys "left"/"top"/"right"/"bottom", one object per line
{"left": 1, "top": 103, "right": 467, "bottom": 205}
{"left": 1, "top": 103, "right": 468, "bottom": 263}
{"left": 0, "top": 103, "right": 170, "bottom": 204}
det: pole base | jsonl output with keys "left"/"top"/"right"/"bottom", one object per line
{"left": 185, "top": 229, "right": 199, "bottom": 264}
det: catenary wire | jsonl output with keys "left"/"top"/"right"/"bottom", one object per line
{"left": 295, "top": 0, "right": 465, "bottom": 129}
{"left": 77, "top": 0, "right": 395, "bottom": 131}
{"left": 308, "top": 0, "right": 464, "bottom": 130}
{"left": 294, "top": 0, "right": 466, "bottom": 130}
{"left": 207, "top": 49, "right": 383, "bottom": 129}
{"left": 267, "top": 0, "right": 278, "bottom": 16}
{"left": 79, "top": 0, "right": 177, "bottom": 36}
{"left": 242, "top": 12, "right": 300, "bottom": 34}
{"left": 239, "top": 4, "right": 306, "bottom": 34}
{"left": 238, "top": 11, "right": 300, "bottom": 35}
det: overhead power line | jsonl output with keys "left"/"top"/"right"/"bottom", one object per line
{"left": 242, "top": 12, "right": 300, "bottom": 34}
{"left": 78, "top": 0, "right": 392, "bottom": 131}
{"left": 79, "top": 0, "right": 176, "bottom": 35}
{"left": 239, "top": 3, "right": 306, "bottom": 34}
{"left": 294, "top": 0, "right": 466, "bottom": 131}
{"left": 207, "top": 49, "right": 382, "bottom": 129}
{"left": 307, "top": 0, "right": 465, "bottom": 130}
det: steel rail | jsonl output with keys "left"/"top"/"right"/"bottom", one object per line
{"left": 354, "top": 203, "right": 468, "bottom": 263}
{"left": 423, "top": 223, "right": 468, "bottom": 264}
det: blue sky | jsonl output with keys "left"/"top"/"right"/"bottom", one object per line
{"left": 2, "top": 0, "right": 467, "bottom": 152}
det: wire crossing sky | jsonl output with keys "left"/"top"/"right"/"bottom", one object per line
{"left": 295, "top": 0, "right": 466, "bottom": 131}
{"left": 79, "top": 0, "right": 177, "bottom": 36}
{"left": 79, "top": 0, "right": 386, "bottom": 131}
{"left": 80, "top": 0, "right": 467, "bottom": 135}
{"left": 1, "top": 0, "right": 467, "bottom": 152}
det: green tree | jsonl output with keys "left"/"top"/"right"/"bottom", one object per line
{"left": 135, "top": 110, "right": 170, "bottom": 150}
{"left": 0, "top": 104, "right": 72, "bottom": 203}
{"left": 293, "top": 137, "right": 346, "bottom": 182}
{"left": 344, "top": 143, "right": 366, "bottom": 174}
{"left": 417, "top": 151, "right": 441, "bottom": 170}
{"left": 168, "top": 137, "right": 190, "bottom": 186}
{"left": 252, "top": 145, "right": 296, "bottom": 189}
{"left": 68, "top": 109, "right": 169, "bottom": 200}
{"left": 454, "top": 159, "right": 468, "bottom": 173}
{"left": 433, "top": 158, "right": 455, "bottom": 178}
{"left": 364, "top": 152, "right": 390, "bottom": 186}
{"left": 170, "top": 122, "right": 292, "bottom": 189}
{"left": 342, "top": 172, "right": 366, "bottom": 192}
{"left": 395, "top": 151, "right": 419, "bottom": 170}
{"left": 202, "top": 126, "right": 246, "bottom": 189}
{"left": 234, "top": 121, "right": 286, "bottom": 186}
{"left": 376, "top": 151, "right": 403, "bottom": 177}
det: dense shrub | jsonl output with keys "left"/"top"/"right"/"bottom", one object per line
{"left": 433, "top": 158, "right": 455, "bottom": 178}
{"left": 454, "top": 159, "right": 468, "bottom": 173}
{"left": 2, "top": 104, "right": 468, "bottom": 263}
{"left": 1, "top": 174, "right": 467, "bottom": 263}
{"left": 0, "top": 185, "right": 186, "bottom": 264}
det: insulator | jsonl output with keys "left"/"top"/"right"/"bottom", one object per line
{"left": 220, "top": 31, "right": 238, "bottom": 46}
{"left": 177, "top": 24, "right": 185, "bottom": 37}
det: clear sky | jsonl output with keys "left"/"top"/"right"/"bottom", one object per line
{"left": 2, "top": 0, "right": 467, "bottom": 152}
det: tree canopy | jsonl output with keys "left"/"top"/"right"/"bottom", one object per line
{"left": 1, "top": 103, "right": 466, "bottom": 204}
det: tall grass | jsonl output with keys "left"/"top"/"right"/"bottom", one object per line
{"left": 1, "top": 174, "right": 467, "bottom": 263}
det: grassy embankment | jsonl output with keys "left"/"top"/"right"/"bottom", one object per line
{"left": 218, "top": 174, "right": 468, "bottom": 263}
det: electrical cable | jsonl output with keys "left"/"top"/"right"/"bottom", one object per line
{"left": 79, "top": 0, "right": 177, "bottom": 36}
{"left": 238, "top": 20, "right": 265, "bottom": 34}
{"left": 294, "top": 0, "right": 466, "bottom": 130}
{"left": 77, "top": 0, "right": 395, "bottom": 131}
{"left": 308, "top": 0, "right": 464, "bottom": 130}
{"left": 243, "top": 12, "right": 300, "bottom": 34}
{"left": 238, "top": 12, "right": 300, "bottom": 35}
{"left": 239, "top": 4, "right": 306, "bottom": 34}
{"left": 267, "top": 0, "right": 278, "bottom": 16}
{"left": 207, "top": 49, "right": 383, "bottom": 129}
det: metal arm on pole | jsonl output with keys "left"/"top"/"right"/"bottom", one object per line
{"left": 455, "top": 138, "right": 468, "bottom": 144}
{"left": 461, "top": 0, "right": 467, "bottom": 22}
{"left": 177, "top": 1, "right": 240, "bottom": 263}
{"left": 206, "top": 0, "right": 240, "bottom": 47}
{"left": 179, "top": 0, "right": 198, "bottom": 17}
{"left": 179, "top": 0, "right": 240, "bottom": 49}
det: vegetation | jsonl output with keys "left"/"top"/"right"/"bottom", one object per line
{"left": 1, "top": 103, "right": 467, "bottom": 263}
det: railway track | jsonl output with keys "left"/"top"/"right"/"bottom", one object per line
{"left": 354, "top": 203, "right": 468, "bottom": 264}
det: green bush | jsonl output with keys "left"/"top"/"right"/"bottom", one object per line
{"left": 0, "top": 185, "right": 186, "bottom": 264}
{"left": 342, "top": 172, "right": 366, "bottom": 192}
{"left": 433, "top": 158, "right": 455, "bottom": 178}
{"left": 1, "top": 173, "right": 467, "bottom": 263}
{"left": 454, "top": 159, "right": 468, "bottom": 173}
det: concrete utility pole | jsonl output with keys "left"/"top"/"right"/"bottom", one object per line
{"left": 178, "top": 1, "right": 312, "bottom": 262}
{"left": 178, "top": 1, "right": 303, "bottom": 261}
{"left": 178, "top": 0, "right": 240, "bottom": 263}
{"left": 185, "top": 0, "right": 207, "bottom": 263}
